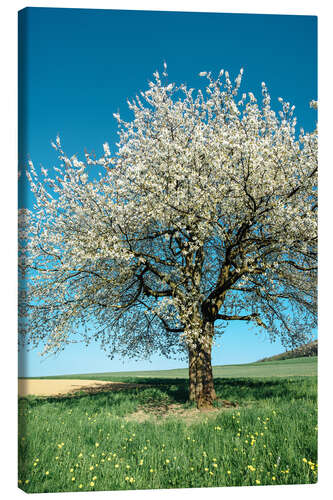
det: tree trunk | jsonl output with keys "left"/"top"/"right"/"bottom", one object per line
{"left": 188, "top": 349, "right": 197, "bottom": 402}
{"left": 188, "top": 322, "right": 217, "bottom": 409}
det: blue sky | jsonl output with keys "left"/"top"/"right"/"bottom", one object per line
{"left": 18, "top": 7, "right": 317, "bottom": 377}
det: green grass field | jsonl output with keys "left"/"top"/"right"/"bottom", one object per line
{"left": 18, "top": 357, "right": 317, "bottom": 493}
{"left": 30, "top": 356, "right": 317, "bottom": 381}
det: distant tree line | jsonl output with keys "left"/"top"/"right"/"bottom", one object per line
{"left": 258, "top": 340, "right": 317, "bottom": 362}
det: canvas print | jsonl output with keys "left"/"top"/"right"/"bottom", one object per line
{"left": 18, "top": 7, "right": 318, "bottom": 493}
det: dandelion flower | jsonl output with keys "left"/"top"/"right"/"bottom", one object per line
{"left": 90, "top": 481, "right": 94, "bottom": 487}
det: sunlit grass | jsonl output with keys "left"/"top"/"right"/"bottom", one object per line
{"left": 18, "top": 371, "right": 317, "bottom": 493}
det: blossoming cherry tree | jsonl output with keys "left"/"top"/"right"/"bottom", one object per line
{"left": 19, "top": 67, "right": 317, "bottom": 408}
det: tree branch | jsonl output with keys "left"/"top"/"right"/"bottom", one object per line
{"left": 217, "top": 312, "right": 267, "bottom": 328}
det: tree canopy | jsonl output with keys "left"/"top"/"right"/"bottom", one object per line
{"left": 18, "top": 66, "right": 317, "bottom": 406}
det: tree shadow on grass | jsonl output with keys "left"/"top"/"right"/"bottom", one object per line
{"left": 18, "top": 376, "right": 316, "bottom": 414}
{"left": 214, "top": 377, "right": 316, "bottom": 403}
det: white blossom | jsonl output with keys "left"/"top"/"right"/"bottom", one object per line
{"left": 103, "top": 142, "right": 111, "bottom": 156}
{"left": 18, "top": 67, "right": 317, "bottom": 360}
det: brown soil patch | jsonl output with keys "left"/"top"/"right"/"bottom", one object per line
{"left": 125, "top": 402, "right": 236, "bottom": 424}
{"left": 18, "top": 379, "right": 145, "bottom": 398}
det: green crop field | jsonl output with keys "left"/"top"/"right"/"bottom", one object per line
{"left": 18, "top": 357, "right": 317, "bottom": 493}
